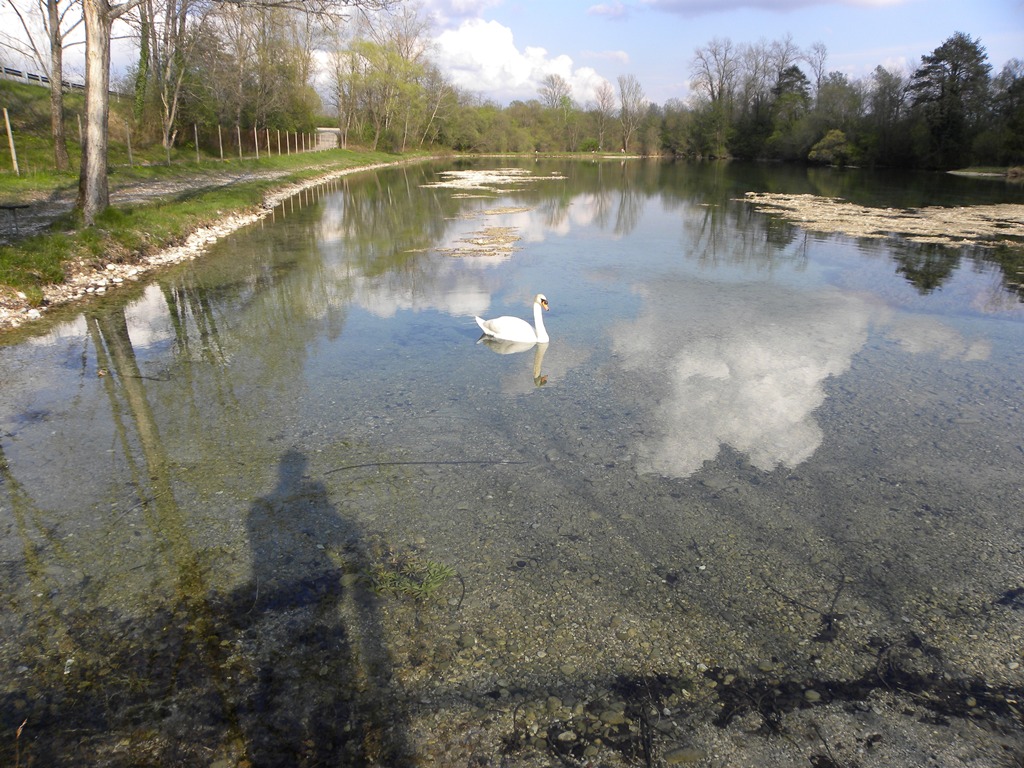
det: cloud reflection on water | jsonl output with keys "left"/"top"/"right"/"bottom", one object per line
{"left": 611, "top": 280, "right": 870, "bottom": 476}
{"left": 883, "top": 311, "right": 992, "bottom": 361}
{"left": 611, "top": 278, "right": 993, "bottom": 478}
{"left": 614, "top": 280, "right": 872, "bottom": 479}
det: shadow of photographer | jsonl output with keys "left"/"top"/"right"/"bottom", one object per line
{"left": 229, "top": 447, "right": 409, "bottom": 766}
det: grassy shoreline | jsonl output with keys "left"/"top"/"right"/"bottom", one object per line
{"left": 0, "top": 149, "right": 436, "bottom": 332}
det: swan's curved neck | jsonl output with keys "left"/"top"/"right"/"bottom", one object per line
{"left": 534, "top": 301, "right": 549, "bottom": 343}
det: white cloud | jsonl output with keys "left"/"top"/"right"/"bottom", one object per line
{"left": 581, "top": 49, "right": 631, "bottom": 65}
{"left": 588, "top": 1, "right": 631, "bottom": 18}
{"left": 433, "top": 18, "right": 611, "bottom": 103}
{"left": 423, "top": 0, "right": 505, "bottom": 27}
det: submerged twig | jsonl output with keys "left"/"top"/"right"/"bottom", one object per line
{"left": 454, "top": 572, "right": 467, "bottom": 611}
{"left": 812, "top": 721, "right": 843, "bottom": 766}
{"left": 326, "top": 459, "right": 526, "bottom": 475}
{"left": 110, "top": 489, "right": 171, "bottom": 523}
{"left": 761, "top": 566, "right": 846, "bottom": 643}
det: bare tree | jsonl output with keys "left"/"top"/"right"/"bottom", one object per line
{"left": 539, "top": 73, "right": 576, "bottom": 150}
{"left": 804, "top": 40, "right": 828, "bottom": 99}
{"left": 617, "top": 73, "right": 645, "bottom": 152}
{"left": 592, "top": 79, "right": 615, "bottom": 151}
{"left": 373, "top": 3, "right": 432, "bottom": 151}
{"left": 417, "top": 61, "right": 453, "bottom": 147}
{"left": 538, "top": 73, "right": 571, "bottom": 110}
{"left": 690, "top": 38, "right": 738, "bottom": 154}
{"left": 769, "top": 32, "right": 802, "bottom": 83}
{"left": 365, "top": 0, "right": 426, "bottom": 63}
{"left": 328, "top": 30, "right": 359, "bottom": 146}
{"left": 690, "top": 37, "right": 739, "bottom": 104}
{"left": 3, "top": 0, "right": 83, "bottom": 170}
{"left": 132, "top": 0, "right": 213, "bottom": 160}
{"left": 738, "top": 39, "right": 773, "bottom": 117}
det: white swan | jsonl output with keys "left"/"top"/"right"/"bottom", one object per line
{"left": 475, "top": 294, "right": 549, "bottom": 343}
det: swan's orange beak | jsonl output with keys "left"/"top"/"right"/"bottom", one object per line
{"left": 541, "top": 299, "right": 549, "bottom": 311}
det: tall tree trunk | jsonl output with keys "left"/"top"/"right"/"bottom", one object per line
{"left": 78, "top": 0, "right": 113, "bottom": 225}
{"left": 134, "top": 0, "right": 150, "bottom": 123}
{"left": 47, "top": 0, "right": 70, "bottom": 171}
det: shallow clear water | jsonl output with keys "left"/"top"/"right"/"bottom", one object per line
{"left": 2, "top": 159, "right": 1023, "bottom": 765}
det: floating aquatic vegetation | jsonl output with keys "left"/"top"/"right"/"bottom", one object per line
{"left": 742, "top": 192, "right": 1024, "bottom": 249}
{"left": 436, "top": 226, "right": 521, "bottom": 258}
{"left": 421, "top": 167, "right": 565, "bottom": 192}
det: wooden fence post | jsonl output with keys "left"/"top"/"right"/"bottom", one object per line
{"left": 254, "top": 126, "right": 259, "bottom": 159}
{"left": 237, "top": 125, "right": 242, "bottom": 160}
{"left": 4, "top": 108, "right": 19, "bottom": 176}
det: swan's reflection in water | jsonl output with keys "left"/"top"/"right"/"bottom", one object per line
{"left": 478, "top": 337, "right": 549, "bottom": 387}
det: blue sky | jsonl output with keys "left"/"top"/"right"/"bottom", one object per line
{"left": 424, "top": 0, "right": 1024, "bottom": 104}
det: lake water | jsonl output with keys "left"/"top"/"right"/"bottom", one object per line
{"left": 2, "top": 158, "right": 1023, "bottom": 766}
